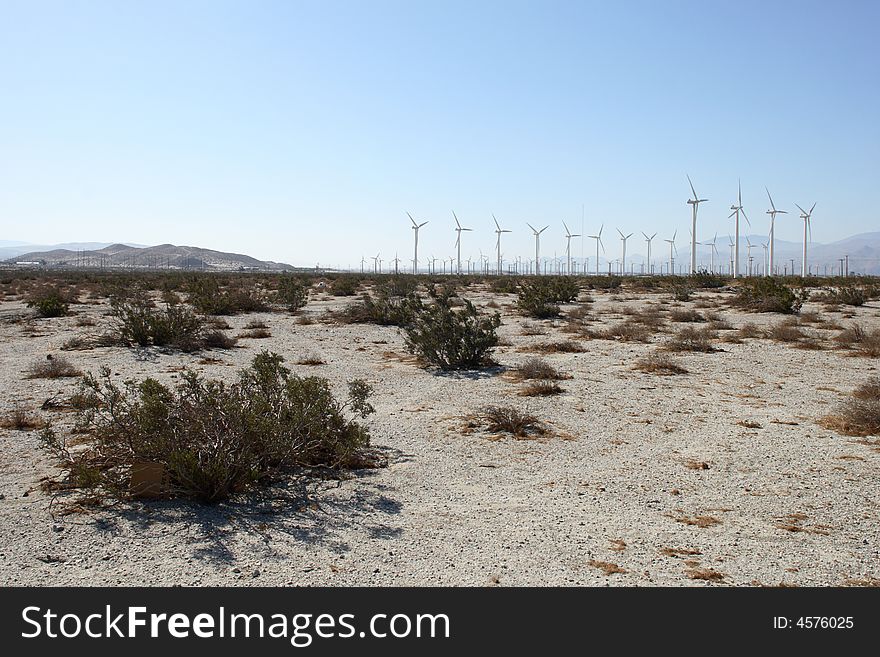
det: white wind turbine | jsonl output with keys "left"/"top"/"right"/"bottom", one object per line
{"left": 761, "top": 241, "right": 769, "bottom": 276}
{"left": 452, "top": 211, "right": 472, "bottom": 275}
{"left": 795, "top": 202, "right": 816, "bottom": 277}
{"left": 642, "top": 232, "right": 657, "bottom": 275}
{"left": 493, "top": 214, "right": 511, "bottom": 275}
{"left": 765, "top": 188, "right": 786, "bottom": 277}
{"left": 686, "top": 175, "right": 708, "bottom": 274}
{"left": 527, "top": 223, "right": 549, "bottom": 275}
{"left": 588, "top": 225, "right": 604, "bottom": 275}
{"left": 563, "top": 220, "right": 581, "bottom": 275}
{"left": 617, "top": 229, "right": 633, "bottom": 275}
{"left": 728, "top": 180, "right": 750, "bottom": 278}
{"left": 371, "top": 253, "right": 380, "bottom": 274}
{"left": 664, "top": 230, "right": 677, "bottom": 276}
{"left": 708, "top": 233, "right": 719, "bottom": 274}
{"left": 727, "top": 236, "right": 735, "bottom": 275}
{"left": 745, "top": 238, "right": 754, "bottom": 277}
{"left": 407, "top": 212, "right": 428, "bottom": 274}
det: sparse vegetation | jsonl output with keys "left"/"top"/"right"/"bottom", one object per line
{"left": 476, "top": 405, "right": 546, "bottom": 438}
{"left": 275, "top": 277, "right": 309, "bottom": 312}
{"left": 514, "top": 357, "right": 565, "bottom": 380}
{"left": 26, "top": 288, "right": 72, "bottom": 317}
{"left": 519, "top": 380, "right": 564, "bottom": 396}
{"left": 403, "top": 289, "right": 500, "bottom": 370}
{"left": 41, "top": 351, "right": 377, "bottom": 503}
{"left": 819, "top": 376, "right": 880, "bottom": 437}
{"left": 733, "top": 278, "right": 807, "bottom": 314}
{"left": 665, "top": 326, "right": 718, "bottom": 352}
{"left": 26, "top": 355, "right": 82, "bottom": 379}
{"left": 0, "top": 405, "right": 44, "bottom": 430}
{"left": 634, "top": 353, "right": 688, "bottom": 375}
{"left": 111, "top": 296, "right": 205, "bottom": 352}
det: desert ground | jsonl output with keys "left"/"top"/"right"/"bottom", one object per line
{"left": 1, "top": 276, "right": 878, "bottom": 586}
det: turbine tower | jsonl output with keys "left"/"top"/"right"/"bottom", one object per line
{"left": 563, "top": 221, "right": 581, "bottom": 275}
{"left": 407, "top": 212, "right": 428, "bottom": 274}
{"left": 686, "top": 175, "right": 708, "bottom": 274}
{"left": 617, "top": 229, "right": 633, "bottom": 276}
{"left": 728, "top": 180, "right": 750, "bottom": 278}
{"left": 642, "top": 232, "right": 657, "bottom": 275}
{"left": 708, "top": 233, "right": 719, "bottom": 274}
{"left": 493, "top": 214, "right": 511, "bottom": 275}
{"left": 527, "top": 223, "right": 549, "bottom": 275}
{"left": 795, "top": 202, "right": 816, "bottom": 278}
{"left": 765, "top": 188, "right": 787, "bottom": 277}
{"left": 452, "top": 211, "right": 472, "bottom": 275}
{"left": 588, "top": 225, "right": 604, "bottom": 275}
{"left": 664, "top": 230, "right": 677, "bottom": 276}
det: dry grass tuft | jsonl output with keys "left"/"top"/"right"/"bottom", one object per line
{"left": 766, "top": 321, "right": 806, "bottom": 343}
{"left": 514, "top": 357, "right": 566, "bottom": 381}
{"left": 529, "top": 340, "right": 585, "bottom": 354}
{"left": 26, "top": 355, "right": 82, "bottom": 379}
{"left": 665, "top": 327, "right": 718, "bottom": 353}
{"left": 834, "top": 323, "right": 880, "bottom": 357}
{"left": 609, "top": 539, "right": 627, "bottom": 552}
{"left": 519, "top": 380, "right": 564, "bottom": 397}
{"left": 519, "top": 322, "right": 548, "bottom": 336}
{"left": 633, "top": 353, "right": 688, "bottom": 375}
{"left": 588, "top": 560, "right": 626, "bottom": 576}
{"left": 684, "top": 459, "right": 710, "bottom": 470}
{"left": 737, "top": 419, "right": 762, "bottom": 429}
{"left": 599, "top": 319, "right": 654, "bottom": 343}
{"left": 296, "top": 354, "right": 326, "bottom": 366}
{"left": 673, "top": 514, "right": 721, "bottom": 528}
{"left": 687, "top": 567, "right": 726, "bottom": 582}
{"left": 476, "top": 406, "right": 547, "bottom": 439}
{"left": 660, "top": 547, "right": 702, "bottom": 558}
{"left": 237, "top": 328, "right": 272, "bottom": 339}
{"left": 819, "top": 376, "right": 880, "bottom": 437}
{"left": 0, "top": 405, "right": 45, "bottom": 430}
{"left": 670, "top": 309, "right": 706, "bottom": 323}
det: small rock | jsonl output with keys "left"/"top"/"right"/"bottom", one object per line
{"left": 52, "top": 524, "right": 64, "bottom": 533}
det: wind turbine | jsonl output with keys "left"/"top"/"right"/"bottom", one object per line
{"left": 452, "top": 211, "right": 472, "bottom": 275}
{"left": 642, "top": 232, "right": 657, "bottom": 276}
{"left": 371, "top": 253, "right": 380, "bottom": 274}
{"left": 686, "top": 175, "right": 708, "bottom": 274}
{"left": 392, "top": 253, "right": 400, "bottom": 275}
{"left": 745, "top": 238, "right": 754, "bottom": 277}
{"left": 617, "top": 229, "right": 633, "bottom": 275}
{"left": 728, "top": 180, "right": 750, "bottom": 278}
{"left": 407, "top": 212, "right": 428, "bottom": 274}
{"left": 795, "top": 202, "right": 816, "bottom": 277}
{"left": 493, "top": 214, "right": 511, "bottom": 275}
{"left": 563, "top": 221, "right": 581, "bottom": 275}
{"left": 761, "top": 241, "right": 769, "bottom": 276}
{"left": 588, "top": 225, "right": 604, "bottom": 275}
{"left": 527, "top": 223, "right": 549, "bottom": 275}
{"left": 708, "top": 233, "right": 719, "bottom": 274}
{"left": 765, "top": 188, "right": 787, "bottom": 277}
{"left": 727, "top": 236, "right": 735, "bottom": 276}
{"left": 664, "top": 230, "right": 677, "bottom": 276}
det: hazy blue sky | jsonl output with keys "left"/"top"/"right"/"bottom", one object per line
{"left": 1, "top": 0, "right": 877, "bottom": 267}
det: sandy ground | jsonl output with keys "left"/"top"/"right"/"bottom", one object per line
{"left": 1, "top": 283, "right": 878, "bottom": 586}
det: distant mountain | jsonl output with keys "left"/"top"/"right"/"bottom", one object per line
{"left": 4, "top": 243, "right": 295, "bottom": 272}
{"left": 0, "top": 242, "right": 146, "bottom": 260}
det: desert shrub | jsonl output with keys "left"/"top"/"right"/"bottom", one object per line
{"left": 689, "top": 270, "right": 728, "bottom": 289}
{"left": 275, "top": 277, "right": 309, "bottom": 312}
{"left": 520, "top": 322, "right": 548, "bottom": 336}
{"left": 766, "top": 322, "right": 806, "bottom": 343}
{"left": 489, "top": 277, "right": 520, "bottom": 294}
{"left": 26, "top": 288, "right": 71, "bottom": 317}
{"left": 0, "top": 405, "right": 44, "bottom": 430}
{"left": 238, "top": 328, "right": 272, "bottom": 339}
{"left": 515, "top": 357, "right": 564, "bottom": 380}
{"left": 665, "top": 327, "right": 718, "bottom": 352}
{"left": 833, "top": 286, "right": 867, "bottom": 307}
{"left": 381, "top": 276, "right": 419, "bottom": 298}
{"left": 517, "top": 281, "right": 560, "bottom": 318}
{"left": 26, "top": 355, "right": 82, "bottom": 379}
{"left": 202, "top": 330, "right": 237, "bottom": 349}
{"left": 670, "top": 309, "right": 705, "bottom": 323}
{"left": 834, "top": 323, "right": 880, "bottom": 357}
{"left": 670, "top": 283, "right": 692, "bottom": 302}
{"left": 530, "top": 340, "right": 585, "bottom": 354}
{"left": 587, "top": 275, "right": 622, "bottom": 290}
{"left": 42, "top": 352, "right": 376, "bottom": 503}
{"left": 599, "top": 319, "right": 653, "bottom": 343}
{"left": 187, "top": 276, "right": 269, "bottom": 315}
{"left": 519, "top": 380, "right": 564, "bottom": 396}
{"left": 734, "top": 278, "right": 807, "bottom": 314}
{"left": 477, "top": 406, "right": 546, "bottom": 438}
{"left": 329, "top": 276, "right": 360, "bottom": 296}
{"left": 634, "top": 353, "right": 688, "bottom": 375}
{"left": 111, "top": 297, "right": 204, "bottom": 352}
{"left": 62, "top": 336, "right": 92, "bottom": 351}
{"left": 819, "top": 377, "right": 880, "bottom": 437}
{"left": 244, "top": 319, "right": 268, "bottom": 329}
{"left": 330, "top": 291, "right": 422, "bottom": 327}
{"left": 737, "top": 322, "right": 761, "bottom": 339}
{"left": 403, "top": 290, "right": 500, "bottom": 369}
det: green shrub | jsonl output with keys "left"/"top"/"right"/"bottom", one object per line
{"left": 833, "top": 286, "right": 867, "bottom": 307}
{"left": 187, "top": 276, "right": 269, "bottom": 315}
{"left": 733, "top": 278, "right": 807, "bottom": 314}
{"left": 404, "top": 289, "right": 500, "bottom": 369}
{"left": 329, "top": 276, "right": 360, "bottom": 296}
{"left": 689, "top": 270, "right": 728, "bottom": 289}
{"left": 111, "top": 296, "right": 205, "bottom": 352}
{"left": 670, "top": 282, "right": 692, "bottom": 302}
{"left": 26, "top": 288, "right": 71, "bottom": 317}
{"left": 517, "top": 280, "right": 561, "bottom": 318}
{"left": 331, "top": 291, "right": 423, "bottom": 326}
{"left": 275, "top": 277, "right": 309, "bottom": 312}
{"left": 489, "top": 277, "right": 520, "bottom": 294}
{"left": 42, "top": 352, "right": 375, "bottom": 503}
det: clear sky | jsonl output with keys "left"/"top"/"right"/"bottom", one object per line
{"left": 1, "top": 0, "right": 878, "bottom": 268}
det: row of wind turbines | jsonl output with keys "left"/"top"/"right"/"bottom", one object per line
{"left": 363, "top": 178, "right": 819, "bottom": 277}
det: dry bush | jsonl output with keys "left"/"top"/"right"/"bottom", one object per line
{"left": 798, "top": 311, "right": 822, "bottom": 324}
{"left": 665, "top": 327, "right": 718, "bottom": 352}
{"left": 588, "top": 560, "right": 626, "bottom": 575}
{"left": 737, "top": 322, "right": 762, "bottom": 339}
{"left": 515, "top": 357, "right": 565, "bottom": 380}
{"left": 244, "top": 319, "right": 268, "bottom": 329}
{"left": 687, "top": 567, "right": 726, "bottom": 582}
{"left": 0, "top": 405, "right": 44, "bottom": 430}
{"left": 674, "top": 514, "right": 721, "bottom": 528}
{"left": 766, "top": 322, "right": 806, "bottom": 343}
{"left": 296, "top": 354, "right": 326, "bottom": 366}
{"left": 819, "top": 377, "right": 880, "bottom": 437}
{"left": 206, "top": 317, "right": 231, "bottom": 330}
{"left": 520, "top": 322, "right": 548, "bottom": 336}
{"left": 477, "top": 406, "right": 546, "bottom": 438}
{"left": 295, "top": 314, "right": 315, "bottom": 325}
{"left": 599, "top": 319, "right": 654, "bottom": 343}
{"left": 75, "top": 316, "right": 97, "bottom": 327}
{"left": 519, "top": 380, "right": 564, "bottom": 396}
{"left": 529, "top": 340, "right": 585, "bottom": 354}
{"left": 670, "top": 309, "right": 705, "bottom": 323}
{"left": 237, "top": 328, "right": 272, "bottom": 339}
{"left": 61, "top": 336, "right": 93, "bottom": 351}
{"left": 202, "top": 330, "right": 237, "bottom": 349}
{"left": 26, "top": 355, "right": 82, "bottom": 379}
{"left": 633, "top": 353, "right": 688, "bottom": 375}
{"left": 834, "top": 323, "right": 880, "bottom": 357}
{"left": 660, "top": 547, "right": 702, "bottom": 558}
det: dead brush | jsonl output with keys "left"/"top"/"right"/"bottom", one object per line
{"left": 633, "top": 353, "right": 688, "bottom": 375}
{"left": 529, "top": 340, "right": 585, "bottom": 354}
{"left": 834, "top": 323, "right": 880, "bottom": 357}
{"left": 819, "top": 376, "right": 880, "bottom": 437}
{"left": 588, "top": 560, "right": 626, "bottom": 576}
{"left": 475, "top": 405, "right": 547, "bottom": 439}
{"left": 520, "top": 322, "right": 548, "bottom": 336}
{"left": 670, "top": 309, "right": 706, "bottom": 323}
{"left": 665, "top": 327, "right": 718, "bottom": 353}
{"left": 237, "top": 328, "right": 272, "bottom": 339}
{"left": 599, "top": 319, "right": 654, "bottom": 343}
{"left": 296, "top": 353, "right": 326, "bottom": 366}
{"left": 0, "top": 405, "right": 44, "bottom": 430}
{"left": 737, "top": 322, "right": 762, "bottom": 339}
{"left": 519, "top": 380, "right": 564, "bottom": 396}
{"left": 687, "top": 567, "right": 726, "bottom": 582}
{"left": 513, "top": 357, "right": 566, "bottom": 380}
{"left": 766, "top": 321, "right": 806, "bottom": 343}
{"left": 26, "top": 355, "right": 82, "bottom": 379}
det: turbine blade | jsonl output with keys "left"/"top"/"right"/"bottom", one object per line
{"left": 407, "top": 211, "right": 417, "bottom": 227}
{"left": 453, "top": 211, "right": 461, "bottom": 228}
{"left": 687, "top": 174, "right": 697, "bottom": 200}
{"left": 795, "top": 203, "right": 807, "bottom": 215}
{"left": 493, "top": 214, "right": 500, "bottom": 230}
{"left": 527, "top": 222, "right": 537, "bottom": 233}
{"left": 766, "top": 187, "right": 776, "bottom": 211}
{"left": 742, "top": 208, "right": 750, "bottom": 226}
{"left": 810, "top": 202, "right": 817, "bottom": 214}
